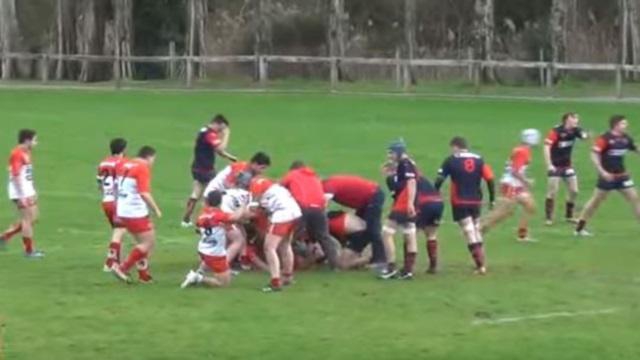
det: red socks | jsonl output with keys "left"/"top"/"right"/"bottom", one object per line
{"left": 468, "top": 243, "right": 485, "bottom": 269}
{"left": 426, "top": 239, "right": 438, "bottom": 270}
{"left": 22, "top": 237, "right": 33, "bottom": 254}
{"left": 1, "top": 223, "right": 22, "bottom": 242}
{"left": 105, "top": 242, "right": 122, "bottom": 268}
{"left": 403, "top": 252, "right": 416, "bottom": 273}
{"left": 121, "top": 247, "right": 147, "bottom": 273}
{"left": 545, "top": 198, "right": 554, "bottom": 221}
{"left": 182, "top": 198, "right": 198, "bottom": 223}
{"left": 136, "top": 258, "right": 152, "bottom": 281}
{"left": 517, "top": 227, "right": 528, "bottom": 240}
{"left": 565, "top": 202, "right": 575, "bottom": 219}
{"left": 270, "top": 277, "right": 281, "bottom": 288}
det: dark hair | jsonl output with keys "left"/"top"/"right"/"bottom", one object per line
{"left": 206, "top": 190, "right": 224, "bottom": 207}
{"left": 211, "top": 114, "right": 229, "bottom": 126}
{"left": 250, "top": 151, "right": 271, "bottom": 166}
{"left": 609, "top": 115, "right": 626, "bottom": 129}
{"left": 18, "top": 129, "right": 36, "bottom": 144}
{"left": 449, "top": 136, "right": 468, "bottom": 149}
{"left": 562, "top": 112, "right": 577, "bottom": 124}
{"left": 110, "top": 138, "right": 127, "bottom": 155}
{"left": 137, "top": 145, "right": 156, "bottom": 158}
{"left": 290, "top": 160, "right": 305, "bottom": 170}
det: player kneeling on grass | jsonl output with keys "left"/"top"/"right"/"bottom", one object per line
{"left": 328, "top": 210, "right": 373, "bottom": 269}
{"left": 181, "top": 191, "right": 250, "bottom": 289}
{"left": 575, "top": 115, "right": 640, "bottom": 236}
{"left": 481, "top": 129, "right": 541, "bottom": 242}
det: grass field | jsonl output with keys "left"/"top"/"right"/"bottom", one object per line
{"left": 1, "top": 89, "right": 640, "bottom": 360}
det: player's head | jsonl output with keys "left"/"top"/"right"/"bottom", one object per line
{"left": 205, "top": 190, "right": 224, "bottom": 207}
{"left": 521, "top": 129, "right": 541, "bottom": 146}
{"left": 110, "top": 138, "right": 127, "bottom": 156}
{"left": 289, "top": 160, "right": 305, "bottom": 170}
{"left": 137, "top": 145, "right": 157, "bottom": 165}
{"left": 249, "top": 177, "right": 273, "bottom": 197}
{"left": 562, "top": 112, "right": 579, "bottom": 128}
{"left": 609, "top": 115, "right": 628, "bottom": 133}
{"left": 18, "top": 129, "right": 37, "bottom": 148}
{"left": 249, "top": 151, "right": 271, "bottom": 174}
{"left": 210, "top": 114, "right": 229, "bottom": 131}
{"left": 449, "top": 136, "right": 468, "bottom": 153}
{"left": 387, "top": 139, "right": 407, "bottom": 161}
{"left": 235, "top": 171, "right": 253, "bottom": 190}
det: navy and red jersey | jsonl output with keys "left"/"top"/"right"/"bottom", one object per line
{"left": 438, "top": 152, "right": 494, "bottom": 206}
{"left": 545, "top": 125, "right": 587, "bottom": 167}
{"left": 322, "top": 175, "right": 379, "bottom": 209}
{"left": 391, "top": 158, "right": 419, "bottom": 210}
{"left": 416, "top": 176, "right": 442, "bottom": 205}
{"left": 191, "top": 127, "right": 222, "bottom": 173}
{"left": 593, "top": 131, "right": 637, "bottom": 175}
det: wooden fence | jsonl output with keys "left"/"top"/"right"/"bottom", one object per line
{"left": 1, "top": 51, "right": 638, "bottom": 97}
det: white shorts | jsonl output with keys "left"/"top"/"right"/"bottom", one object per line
{"left": 271, "top": 208, "right": 302, "bottom": 224}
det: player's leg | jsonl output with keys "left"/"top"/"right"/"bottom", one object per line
{"left": 278, "top": 235, "right": 295, "bottom": 286}
{"left": 515, "top": 193, "right": 536, "bottom": 241}
{"left": 104, "top": 227, "right": 126, "bottom": 270}
{"left": 360, "top": 189, "right": 386, "bottom": 265}
{"left": 458, "top": 213, "right": 486, "bottom": 274}
{"left": 182, "top": 177, "right": 206, "bottom": 227}
{"left": 545, "top": 176, "right": 560, "bottom": 225}
{"left": 263, "top": 224, "right": 285, "bottom": 291}
{"left": 565, "top": 172, "right": 579, "bottom": 222}
{"left": 398, "top": 222, "right": 417, "bottom": 279}
{"left": 423, "top": 226, "right": 438, "bottom": 274}
{"left": 380, "top": 219, "right": 399, "bottom": 278}
{"left": 619, "top": 187, "right": 640, "bottom": 220}
{"left": 19, "top": 200, "right": 41, "bottom": 257}
{"left": 225, "top": 225, "right": 246, "bottom": 265}
{"left": 480, "top": 197, "right": 516, "bottom": 234}
{"left": 303, "top": 209, "right": 339, "bottom": 269}
{"left": 418, "top": 202, "right": 443, "bottom": 274}
{"left": 112, "top": 220, "right": 156, "bottom": 283}
{"left": 575, "top": 188, "right": 609, "bottom": 235}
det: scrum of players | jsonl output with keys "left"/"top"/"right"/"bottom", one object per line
{"left": 2, "top": 113, "right": 640, "bottom": 293}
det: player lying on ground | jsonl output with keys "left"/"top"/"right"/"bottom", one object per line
{"left": 1, "top": 129, "right": 44, "bottom": 258}
{"left": 181, "top": 190, "right": 251, "bottom": 289}
{"left": 182, "top": 114, "right": 237, "bottom": 227}
{"left": 97, "top": 138, "right": 128, "bottom": 271}
{"left": 435, "top": 137, "right": 495, "bottom": 275}
{"left": 575, "top": 115, "right": 640, "bottom": 236}
{"left": 111, "top": 146, "right": 162, "bottom": 284}
{"left": 203, "top": 151, "right": 271, "bottom": 195}
{"left": 543, "top": 113, "right": 589, "bottom": 225}
{"left": 481, "top": 129, "right": 541, "bottom": 242}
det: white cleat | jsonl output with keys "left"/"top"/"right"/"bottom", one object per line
{"left": 574, "top": 229, "right": 593, "bottom": 237}
{"left": 517, "top": 237, "right": 538, "bottom": 243}
{"left": 181, "top": 221, "right": 193, "bottom": 228}
{"left": 110, "top": 264, "right": 132, "bottom": 284}
{"left": 102, "top": 264, "right": 112, "bottom": 273}
{"left": 544, "top": 220, "right": 553, "bottom": 226}
{"left": 180, "top": 270, "right": 202, "bottom": 289}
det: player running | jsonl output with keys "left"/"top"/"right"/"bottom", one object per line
{"left": 435, "top": 137, "right": 495, "bottom": 275}
{"left": 481, "top": 129, "right": 541, "bottom": 242}
{"left": 0, "top": 129, "right": 44, "bottom": 258}
{"left": 110, "top": 146, "right": 162, "bottom": 284}
{"left": 543, "top": 113, "right": 589, "bottom": 225}
{"left": 281, "top": 161, "right": 339, "bottom": 269}
{"left": 322, "top": 174, "right": 386, "bottom": 266}
{"left": 97, "top": 138, "right": 128, "bottom": 271}
{"left": 180, "top": 191, "right": 249, "bottom": 289}
{"left": 575, "top": 115, "right": 640, "bottom": 236}
{"left": 248, "top": 177, "right": 302, "bottom": 292}
{"left": 182, "top": 114, "right": 237, "bottom": 227}
{"left": 203, "top": 151, "right": 271, "bottom": 195}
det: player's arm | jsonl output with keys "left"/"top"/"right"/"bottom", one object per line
{"left": 592, "top": 137, "right": 613, "bottom": 180}
{"left": 138, "top": 167, "right": 162, "bottom": 217}
{"left": 434, "top": 159, "right": 450, "bottom": 190}
{"left": 482, "top": 163, "right": 496, "bottom": 208}
{"left": 543, "top": 130, "right": 557, "bottom": 171}
{"left": 215, "top": 148, "right": 238, "bottom": 163}
{"left": 140, "top": 192, "right": 162, "bottom": 218}
{"left": 407, "top": 177, "right": 417, "bottom": 216}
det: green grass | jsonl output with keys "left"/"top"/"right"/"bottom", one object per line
{"left": 1, "top": 89, "right": 640, "bottom": 360}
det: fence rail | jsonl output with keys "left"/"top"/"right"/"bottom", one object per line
{"left": 1, "top": 52, "right": 638, "bottom": 97}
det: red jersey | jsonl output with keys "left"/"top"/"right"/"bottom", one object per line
{"left": 322, "top": 175, "right": 378, "bottom": 209}
{"left": 500, "top": 145, "right": 531, "bottom": 188}
{"left": 281, "top": 166, "right": 326, "bottom": 209}
{"left": 97, "top": 155, "right": 126, "bottom": 203}
{"left": 116, "top": 158, "right": 152, "bottom": 218}
{"left": 7, "top": 146, "right": 36, "bottom": 200}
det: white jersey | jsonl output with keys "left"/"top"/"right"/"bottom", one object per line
{"left": 7, "top": 147, "right": 36, "bottom": 200}
{"left": 116, "top": 159, "right": 151, "bottom": 218}
{"left": 97, "top": 156, "right": 123, "bottom": 203}
{"left": 260, "top": 184, "right": 302, "bottom": 223}
{"left": 220, "top": 188, "right": 251, "bottom": 213}
{"left": 196, "top": 208, "right": 231, "bottom": 257}
{"left": 204, "top": 165, "right": 233, "bottom": 195}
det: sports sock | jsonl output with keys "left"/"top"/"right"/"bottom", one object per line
{"left": 403, "top": 252, "right": 416, "bottom": 273}
{"left": 136, "top": 258, "right": 152, "bottom": 281}
{"left": 270, "top": 277, "right": 281, "bottom": 288}
{"left": 565, "top": 202, "right": 575, "bottom": 219}
{"left": 426, "top": 239, "right": 438, "bottom": 270}
{"left": 545, "top": 198, "right": 554, "bottom": 221}
{"left": 1, "top": 223, "right": 22, "bottom": 242}
{"left": 517, "top": 227, "right": 528, "bottom": 239}
{"left": 105, "top": 242, "right": 122, "bottom": 267}
{"left": 576, "top": 219, "right": 587, "bottom": 232}
{"left": 182, "top": 198, "right": 198, "bottom": 223}
{"left": 467, "top": 243, "right": 485, "bottom": 269}
{"left": 121, "top": 247, "right": 147, "bottom": 273}
{"left": 22, "top": 237, "right": 33, "bottom": 254}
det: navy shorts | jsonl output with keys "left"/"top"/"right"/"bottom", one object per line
{"left": 416, "top": 202, "right": 444, "bottom": 228}
{"left": 191, "top": 169, "right": 215, "bottom": 185}
{"left": 452, "top": 205, "right": 481, "bottom": 222}
{"left": 548, "top": 167, "right": 576, "bottom": 178}
{"left": 388, "top": 211, "right": 416, "bottom": 225}
{"left": 596, "top": 176, "right": 634, "bottom": 191}
{"left": 344, "top": 232, "right": 368, "bottom": 253}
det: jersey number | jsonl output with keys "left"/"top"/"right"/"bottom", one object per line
{"left": 464, "top": 159, "right": 476, "bottom": 173}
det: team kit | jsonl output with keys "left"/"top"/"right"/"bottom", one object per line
{"left": 2, "top": 113, "right": 639, "bottom": 292}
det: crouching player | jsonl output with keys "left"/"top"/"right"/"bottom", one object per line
{"left": 327, "top": 210, "right": 371, "bottom": 269}
{"left": 481, "top": 129, "right": 540, "bottom": 242}
{"left": 181, "top": 191, "right": 249, "bottom": 289}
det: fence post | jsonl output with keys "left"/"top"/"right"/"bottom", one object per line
{"left": 168, "top": 41, "right": 176, "bottom": 79}
{"left": 473, "top": 61, "right": 481, "bottom": 93}
{"left": 330, "top": 56, "right": 338, "bottom": 89}
{"left": 403, "top": 60, "right": 411, "bottom": 92}
{"left": 259, "top": 56, "right": 268, "bottom": 86}
{"left": 616, "top": 64, "right": 624, "bottom": 98}
{"left": 40, "top": 53, "right": 49, "bottom": 84}
{"left": 467, "top": 47, "right": 473, "bottom": 82}
{"left": 546, "top": 61, "right": 554, "bottom": 90}
{"left": 113, "top": 47, "right": 122, "bottom": 89}
{"left": 539, "top": 48, "right": 545, "bottom": 87}
{"left": 186, "top": 56, "right": 194, "bottom": 88}
{"left": 395, "top": 47, "right": 402, "bottom": 89}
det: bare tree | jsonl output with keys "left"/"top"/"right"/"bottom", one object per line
{"left": 404, "top": 0, "right": 417, "bottom": 87}
{"left": 328, "top": 0, "right": 347, "bottom": 81}
{"left": 473, "top": 0, "right": 495, "bottom": 82}
{"left": 550, "top": 0, "right": 569, "bottom": 81}
{"left": 0, "top": 0, "right": 21, "bottom": 79}
{"left": 253, "top": 0, "right": 272, "bottom": 81}
{"left": 77, "top": 0, "right": 108, "bottom": 82}
{"left": 113, "top": 0, "right": 134, "bottom": 79}
{"left": 629, "top": 0, "right": 640, "bottom": 79}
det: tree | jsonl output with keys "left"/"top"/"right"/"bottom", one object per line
{"left": 473, "top": 0, "right": 495, "bottom": 82}
{"left": 0, "top": 0, "right": 21, "bottom": 79}
{"left": 550, "top": 0, "right": 569, "bottom": 80}
{"left": 113, "top": 0, "right": 134, "bottom": 79}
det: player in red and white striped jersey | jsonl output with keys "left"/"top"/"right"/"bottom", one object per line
{"left": 97, "top": 138, "right": 128, "bottom": 271}
{"left": 1, "top": 129, "right": 44, "bottom": 258}
{"left": 110, "top": 146, "right": 162, "bottom": 284}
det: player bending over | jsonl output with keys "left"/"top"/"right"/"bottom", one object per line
{"left": 435, "top": 137, "right": 495, "bottom": 275}
{"left": 327, "top": 210, "right": 373, "bottom": 269}
{"left": 182, "top": 114, "right": 237, "bottom": 227}
{"left": 543, "top": 113, "right": 589, "bottom": 225}
{"left": 575, "top": 115, "right": 640, "bottom": 236}
{"left": 181, "top": 191, "right": 250, "bottom": 289}
{"left": 97, "top": 138, "right": 128, "bottom": 271}
{"left": 481, "top": 129, "right": 541, "bottom": 242}
{"left": 203, "top": 151, "right": 271, "bottom": 195}
{"left": 111, "top": 146, "right": 162, "bottom": 284}
{"left": 1, "top": 129, "right": 44, "bottom": 258}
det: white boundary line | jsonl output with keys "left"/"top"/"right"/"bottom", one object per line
{"left": 472, "top": 308, "right": 619, "bottom": 326}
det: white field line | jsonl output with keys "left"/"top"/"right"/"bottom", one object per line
{"left": 472, "top": 308, "right": 619, "bottom": 326}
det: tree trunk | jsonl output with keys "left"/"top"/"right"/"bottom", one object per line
{"left": 550, "top": 0, "right": 569, "bottom": 81}
{"left": 254, "top": 0, "right": 272, "bottom": 81}
{"left": 328, "top": 0, "right": 347, "bottom": 81}
{"left": 113, "top": 0, "right": 134, "bottom": 80}
{"left": 0, "top": 0, "right": 20, "bottom": 79}
{"left": 629, "top": 0, "right": 640, "bottom": 79}
{"left": 77, "top": 0, "right": 108, "bottom": 82}
{"left": 473, "top": 0, "right": 495, "bottom": 82}
{"left": 404, "top": 0, "right": 417, "bottom": 87}
{"left": 55, "top": 0, "right": 77, "bottom": 80}
{"left": 197, "top": 0, "right": 207, "bottom": 78}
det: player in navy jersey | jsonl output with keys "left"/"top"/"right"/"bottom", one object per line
{"left": 435, "top": 137, "right": 495, "bottom": 275}
{"left": 181, "top": 115, "right": 238, "bottom": 227}
{"left": 575, "top": 115, "right": 640, "bottom": 236}
{"left": 543, "top": 113, "right": 589, "bottom": 225}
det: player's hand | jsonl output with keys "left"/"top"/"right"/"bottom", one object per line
{"left": 17, "top": 198, "right": 28, "bottom": 208}
{"left": 547, "top": 165, "right": 556, "bottom": 173}
{"left": 155, "top": 209, "right": 163, "bottom": 218}
{"left": 601, "top": 172, "right": 614, "bottom": 182}
{"left": 408, "top": 205, "right": 417, "bottom": 217}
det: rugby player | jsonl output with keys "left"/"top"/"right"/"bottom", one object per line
{"left": 435, "top": 137, "right": 495, "bottom": 275}
{"left": 543, "top": 113, "right": 589, "bottom": 225}
{"left": 203, "top": 151, "right": 271, "bottom": 195}
{"left": 182, "top": 114, "right": 237, "bottom": 227}
{"left": 111, "top": 146, "right": 162, "bottom": 283}
{"left": 575, "top": 115, "right": 640, "bottom": 235}
{"left": 97, "top": 138, "right": 128, "bottom": 271}
{"left": 481, "top": 129, "right": 541, "bottom": 241}
{"left": 180, "top": 190, "right": 249, "bottom": 289}
{"left": 0, "top": 129, "right": 44, "bottom": 258}
{"left": 327, "top": 210, "right": 372, "bottom": 269}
